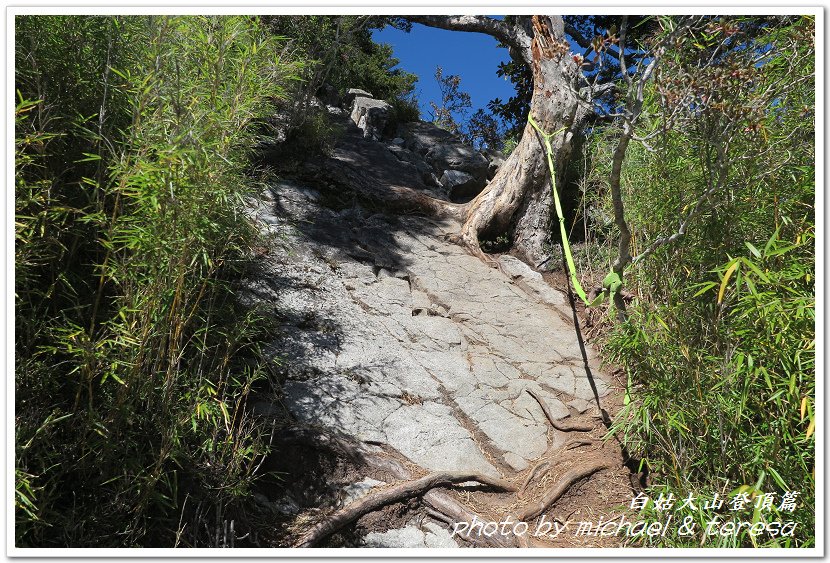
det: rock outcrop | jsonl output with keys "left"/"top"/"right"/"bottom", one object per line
{"left": 242, "top": 91, "right": 625, "bottom": 548}
{"left": 350, "top": 95, "right": 392, "bottom": 141}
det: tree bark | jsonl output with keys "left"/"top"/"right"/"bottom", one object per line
{"left": 407, "top": 15, "right": 590, "bottom": 265}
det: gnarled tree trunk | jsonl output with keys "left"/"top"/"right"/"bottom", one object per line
{"left": 407, "top": 15, "right": 590, "bottom": 265}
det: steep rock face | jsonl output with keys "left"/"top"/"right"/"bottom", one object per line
{"left": 244, "top": 114, "right": 613, "bottom": 481}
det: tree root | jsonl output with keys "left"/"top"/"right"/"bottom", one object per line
{"left": 562, "top": 438, "right": 593, "bottom": 450}
{"left": 517, "top": 461, "right": 611, "bottom": 521}
{"left": 517, "top": 460, "right": 551, "bottom": 499}
{"left": 423, "top": 490, "right": 521, "bottom": 547}
{"left": 526, "top": 388, "right": 595, "bottom": 432}
{"left": 364, "top": 454, "right": 522, "bottom": 547}
{"left": 295, "top": 471, "right": 516, "bottom": 547}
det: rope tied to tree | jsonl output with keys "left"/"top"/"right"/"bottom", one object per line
{"left": 528, "top": 114, "right": 622, "bottom": 311}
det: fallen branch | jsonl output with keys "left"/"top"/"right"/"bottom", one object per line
{"left": 526, "top": 388, "right": 595, "bottom": 432}
{"left": 295, "top": 471, "right": 516, "bottom": 547}
{"left": 518, "top": 461, "right": 612, "bottom": 521}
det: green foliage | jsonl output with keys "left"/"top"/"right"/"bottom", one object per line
{"left": 263, "top": 16, "right": 416, "bottom": 103}
{"left": 387, "top": 93, "right": 421, "bottom": 127}
{"left": 583, "top": 15, "right": 815, "bottom": 547}
{"left": 607, "top": 229, "right": 814, "bottom": 547}
{"left": 429, "top": 65, "right": 472, "bottom": 136}
{"left": 463, "top": 109, "right": 505, "bottom": 152}
{"left": 15, "top": 15, "right": 296, "bottom": 546}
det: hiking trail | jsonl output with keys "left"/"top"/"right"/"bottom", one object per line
{"left": 241, "top": 108, "right": 634, "bottom": 548}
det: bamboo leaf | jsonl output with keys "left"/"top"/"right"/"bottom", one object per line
{"left": 805, "top": 418, "right": 815, "bottom": 439}
{"left": 745, "top": 241, "right": 762, "bottom": 258}
{"left": 718, "top": 260, "right": 739, "bottom": 304}
{"left": 692, "top": 281, "right": 718, "bottom": 297}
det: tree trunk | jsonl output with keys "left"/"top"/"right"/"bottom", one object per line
{"left": 408, "top": 15, "right": 589, "bottom": 265}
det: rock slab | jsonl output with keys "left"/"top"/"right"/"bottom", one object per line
{"left": 246, "top": 178, "right": 611, "bottom": 478}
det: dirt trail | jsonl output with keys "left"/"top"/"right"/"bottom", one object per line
{"left": 241, "top": 120, "right": 634, "bottom": 548}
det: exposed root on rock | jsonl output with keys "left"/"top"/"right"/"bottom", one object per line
{"left": 526, "top": 388, "right": 596, "bottom": 432}
{"left": 423, "top": 490, "right": 522, "bottom": 547}
{"left": 518, "top": 460, "right": 551, "bottom": 500}
{"left": 295, "top": 471, "right": 516, "bottom": 547}
{"left": 517, "top": 461, "right": 612, "bottom": 522}
{"left": 562, "top": 438, "right": 593, "bottom": 450}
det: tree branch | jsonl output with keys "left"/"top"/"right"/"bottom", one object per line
{"left": 564, "top": 20, "right": 647, "bottom": 70}
{"left": 632, "top": 174, "right": 725, "bottom": 265}
{"left": 564, "top": 21, "right": 591, "bottom": 49}
{"left": 404, "top": 15, "right": 531, "bottom": 64}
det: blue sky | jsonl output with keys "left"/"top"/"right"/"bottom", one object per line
{"left": 371, "top": 22, "right": 517, "bottom": 123}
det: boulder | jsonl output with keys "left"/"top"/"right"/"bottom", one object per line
{"left": 426, "top": 143, "right": 490, "bottom": 181}
{"left": 397, "top": 121, "right": 456, "bottom": 155}
{"left": 344, "top": 88, "right": 374, "bottom": 105}
{"left": 386, "top": 145, "right": 434, "bottom": 181}
{"left": 351, "top": 97, "right": 392, "bottom": 141}
{"left": 440, "top": 169, "right": 485, "bottom": 201}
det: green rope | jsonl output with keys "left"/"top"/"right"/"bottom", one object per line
{"left": 529, "top": 114, "right": 631, "bottom": 406}
{"left": 527, "top": 114, "right": 621, "bottom": 310}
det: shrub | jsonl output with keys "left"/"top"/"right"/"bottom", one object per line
{"left": 15, "top": 15, "right": 298, "bottom": 546}
{"left": 387, "top": 94, "right": 421, "bottom": 130}
{"left": 607, "top": 227, "right": 815, "bottom": 547}
{"left": 586, "top": 16, "right": 816, "bottom": 548}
